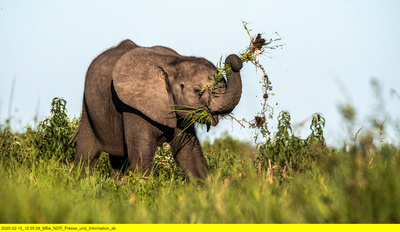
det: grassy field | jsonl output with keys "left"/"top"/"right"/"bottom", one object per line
{"left": 1, "top": 98, "right": 399, "bottom": 223}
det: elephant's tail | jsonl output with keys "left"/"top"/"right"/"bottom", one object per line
{"left": 64, "top": 126, "right": 80, "bottom": 152}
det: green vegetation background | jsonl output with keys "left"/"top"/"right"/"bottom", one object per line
{"left": 1, "top": 97, "right": 399, "bottom": 223}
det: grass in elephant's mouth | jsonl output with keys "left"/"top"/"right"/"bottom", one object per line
{"left": 175, "top": 106, "right": 213, "bottom": 127}
{"left": 173, "top": 106, "right": 213, "bottom": 141}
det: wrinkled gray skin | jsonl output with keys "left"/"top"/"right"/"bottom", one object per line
{"left": 70, "top": 39, "right": 243, "bottom": 181}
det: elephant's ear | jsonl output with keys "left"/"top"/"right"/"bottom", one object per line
{"left": 112, "top": 48, "right": 177, "bottom": 128}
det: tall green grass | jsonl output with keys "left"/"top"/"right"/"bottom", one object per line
{"left": 1, "top": 97, "right": 399, "bottom": 223}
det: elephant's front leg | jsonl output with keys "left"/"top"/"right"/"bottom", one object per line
{"left": 171, "top": 127, "right": 208, "bottom": 181}
{"left": 123, "top": 112, "right": 159, "bottom": 177}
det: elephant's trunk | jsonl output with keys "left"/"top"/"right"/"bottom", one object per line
{"left": 209, "top": 54, "right": 243, "bottom": 115}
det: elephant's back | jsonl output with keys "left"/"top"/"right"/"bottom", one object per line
{"left": 82, "top": 40, "right": 138, "bottom": 152}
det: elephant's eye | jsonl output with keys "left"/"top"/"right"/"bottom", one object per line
{"left": 193, "top": 84, "right": 206, "bottom": 97}
{"left": 193, "top": 84, "right": 201, "bottom": 92}
{"left": 180, "top": 84, "right": 184, "bottom": 89}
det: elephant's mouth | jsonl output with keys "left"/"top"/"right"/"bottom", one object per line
{"left": 206, "top": 114, "right": 219, "bottom": 132}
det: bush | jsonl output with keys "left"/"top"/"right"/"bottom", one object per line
{"left": 152, "top": 143, "right": 186, "bottom": 182}
{"left": 255, "top": 111, "right": 330, "bottom": 182}
{"left": 0, "top": 97, "right": 79, "bottom": 166}
{"left": 36, "top": 97, "right": 79, "bottom": 163}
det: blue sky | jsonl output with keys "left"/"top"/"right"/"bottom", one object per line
{"left": 1, "top": 0, "right": 399, "bottom": 145}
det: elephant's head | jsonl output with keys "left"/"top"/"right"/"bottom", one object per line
{"left": 111, "top": 46, "right": 242, "bottom": 130}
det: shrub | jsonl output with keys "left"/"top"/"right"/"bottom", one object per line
{"left": 152, "top": 143, "right": 186, "bottom": 182}
{"left": 36, "top": 97, "right": 79, "bottom": 163}
{"left": 0, "top": 97, "right": 79, "bottom": 167}
{"left": 255, "top": 111, "right": 329, "bottom": 182}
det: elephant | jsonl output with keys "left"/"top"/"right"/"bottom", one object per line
{"left": 67, "top": 39, "right": 243, "bottom": 181}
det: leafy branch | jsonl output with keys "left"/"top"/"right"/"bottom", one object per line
{"left": 220, "top": 21, "right": 284, "bottom": 137}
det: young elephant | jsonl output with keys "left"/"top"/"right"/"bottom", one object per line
{"left": 69, "top": 39, "right": 243, "bottom": 181}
